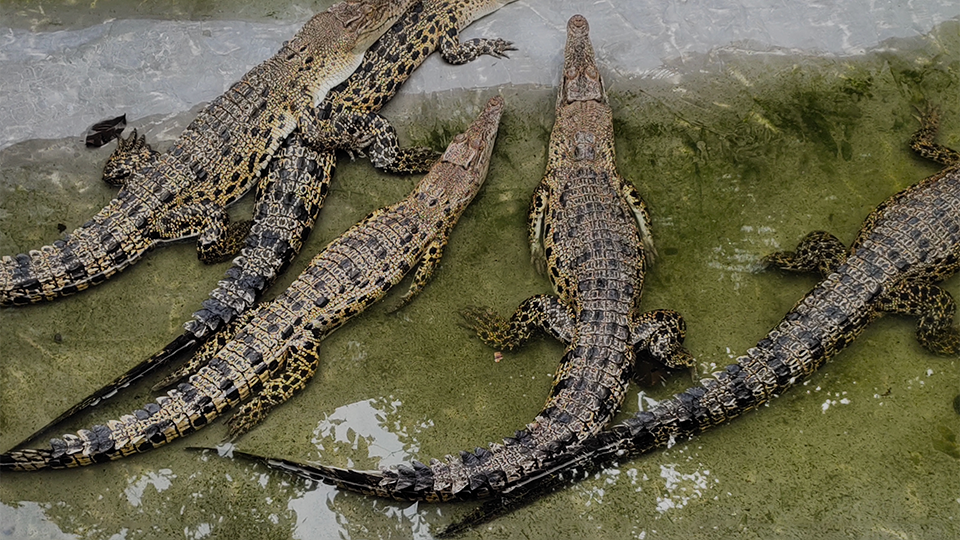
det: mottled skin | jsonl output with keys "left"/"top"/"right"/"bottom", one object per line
{"left": 12, "top": 0, "right": 517, "bottom": 449}
{"left": 431, "top": 108, "right": 960, "bottom": 531}
{"left": 221, "top": 15, "right": 694, "bottom": 503}
{"left": 0, "top": 96, "right": 504, "bottom": 471}
{"left": 0, "top": 0, "right": 414, "bottom": 307}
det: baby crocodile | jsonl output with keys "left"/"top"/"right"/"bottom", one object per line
{"left": 429, "top": 108, "right": 960, "bottom": 525}
{"left": 0, "top": 96, "right": 504, "bottom": 471}
{"left": 0, "top": 0, "right": 414, "bottom": 307}
{"left": 221, "top": 14, "right": 693, "bottom": 502}
{"left": 12, "top": 0, "right": 517, "bottom": 447}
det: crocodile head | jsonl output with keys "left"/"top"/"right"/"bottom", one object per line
{"left": 440, "top": 96, "right": 503, "bottom": 177}
{"left": 416, "top": 96, "right": 504, "bottom": 217}
{"left": 331, "top": 0, "right": 418, "bottom": 51}
{"left": 558, "top": 14, "right": 606, "bottom": 106}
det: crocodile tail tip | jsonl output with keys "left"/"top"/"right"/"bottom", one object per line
{"left": 224, "top": 449, "right": 388, "bottom": 491}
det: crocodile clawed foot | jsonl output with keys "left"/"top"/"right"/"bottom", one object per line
{"left": 490, "top": 39, "right": 517, "bottom": 59}
{"left": 459, "top": 306, "right": 514, "bottom": 349}
{"left": 757, "top": 252, "right": 779, "bottom": 271}
{"left": 912, "top": 104, "right": 938, "bottom": 126}
{"left": 921, "top": 326, "right": 960, "bottom": 357}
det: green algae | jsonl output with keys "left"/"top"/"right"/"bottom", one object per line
{"left": 1, "top": 17, "right": 959, "bottom": 540}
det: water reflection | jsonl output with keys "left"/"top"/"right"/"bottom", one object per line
{"left": 310, "top": 396, "right": 433, "bottom": 469}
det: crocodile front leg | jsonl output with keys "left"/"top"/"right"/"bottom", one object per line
{"left": 527, "top": 181, "right": 550, "bottom": 275}
{"left": 439, "top": 33, "right": 515, "bottom": 65}
{"left": 301, "top": 108, "right": 440, "bottom": 174}
{"left": 762, "top": 230, "right": 847, "bottom": 277}
{"left": 619, "top": 181, "right": 657, "bottom": 264}
{"left": 461, "top": 295, "right": 576, "bottom": 351}
{"left": 150, "top": 201, "right": 252, "bottom": 264}
{"left": 101, "top": 129, "right": 161, "bottom": 187}
{"left": 910, "top": 107, "right": 960, "bottom": 166}
{"left": 392, "top": 223, "right": 454, "bottom": 310}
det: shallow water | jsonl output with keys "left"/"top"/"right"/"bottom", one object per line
{"left": 1, "top": 2, "right": 959, "bottom": 539}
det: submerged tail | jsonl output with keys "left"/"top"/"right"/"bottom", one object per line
{"left": 1, "top": 193, "right": 155, "bottom": 306}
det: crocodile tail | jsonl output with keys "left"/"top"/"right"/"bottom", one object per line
{"left": 227, "top": 449, "right": 454, "bottom": 502}
{"left": 9, "top": 333, "right": 201, "bottom": 450}
{"left": 1, "top": 378, "right": 218, "bottom": 472}
{"left": 227, "top": 449, "right": 400, "bottom": 496}
{"left": 185, "top": 142, "right": 334, "bottom": 338}
{"left": 231, "top": 367, "right": 746, "bottom": 501}
{"left": 0, "top": 195, "right": 153, "bottom": 306}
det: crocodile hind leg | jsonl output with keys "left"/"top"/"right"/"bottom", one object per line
{"left": 762, "top": 231, "right": 847, "bottom": 278}
{"left": 184, "top": 140, "right": 336, "bottom": 338}
{"left": 199, "top": 218, "right": 254, "bottom": 264}
{"left": 301, "top": 109, "right": 441, "bottom": 174}
{"left": 101, "top": 129, "right": 161, "bottom": 187}
{"left": 619, "top": 180, "right": 657, "bottom": 264}
{"left": 225, "top": 329, "right": 322, "bottom": 439}
{"left": 631, "top": 309, "right": 695, "bottom": 370}
{"left": 910, "top": 107, "right": 960, "bottom": 167}
{"left": 461, "top": 294, "right": 575, "bottom": 351}
{"left": 152, "top": 202, "right": 252, "bottom": 264}
{"left": 10, "top": 142, "right": 336, "bottom": 445}
{"left": 876, "top": 281, "right": 960, "bottom": 356}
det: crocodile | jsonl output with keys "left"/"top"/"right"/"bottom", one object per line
{"left": 11, "top": 0, "right": 518, "bottom": 448}
{"left": 0, "top": 0, "right": 415, "bottom": 307}
{"left": 211, "top": 14, "right": 695, "bottom": 502}
{"left": 0, "top": 95, "right": 504, "bottom": 471}
{"left": 266, "top": 106, "right": 957, "bottom": 517}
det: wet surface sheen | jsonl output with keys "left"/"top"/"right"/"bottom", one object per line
{"left": 1, "top": 4, "right": 959, "bottom": 540}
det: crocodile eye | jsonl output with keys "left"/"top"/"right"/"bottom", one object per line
{"left": 453, "top": 133, "right": 467, "bottom": 144}
{"left": 586, "top": 66, "right": 599, "bottom": 79}
{"left": 565, "top": 67, "right": 578, "bottom": 79}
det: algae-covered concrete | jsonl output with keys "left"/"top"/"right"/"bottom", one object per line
{"left": 1, "top": 1, "right": 958, "bottom": 539}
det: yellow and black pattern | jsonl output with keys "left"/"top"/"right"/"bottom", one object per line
{"left": 232, "top": 15, "right": 694, "bottom": 503}
{"left": 436, "top": 106, "right": 960, "bottom": 522}
{"left": 300, "top": 0, "right": 517, "bottom": 173}
{"left": 14, "top": 0, "right": 521, "bottom": 449}
{"left": 0, "top": 0, "right": 414, "bottom": 306}
{"left": 0, "top": 96, "right": 504, "bottom": 471}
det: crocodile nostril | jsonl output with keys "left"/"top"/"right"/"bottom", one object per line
{"left": 568, "top": 15, "right": 589, "bottom": 32}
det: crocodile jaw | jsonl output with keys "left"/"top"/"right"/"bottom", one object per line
{"left": 311, "top": 52, "right": 366, "bottom": 108}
